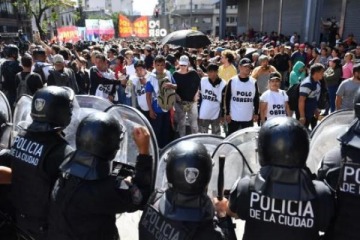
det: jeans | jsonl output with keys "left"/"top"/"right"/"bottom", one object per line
{"left": 149, "top": 111, "right": 171, "bottom": 149}
{"left": 280, "top": 71, "right": 289, "bottom": 90}
{"left": 174, "top": 102, "right": 198, "bottom": 137}
{"left": 328, "top": 85, "right": 338, "bottom": 113}
{"left": 198, "top": 118, "right": 221, "bottom": 135}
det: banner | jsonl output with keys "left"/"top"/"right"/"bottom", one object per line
{"left": 118, "top": 15, "right": 132, "bottom": 38}
{"left": 77, "top": 27, "right": 86, "bottom": 41}
{"left": 133, "top": 16, "right": 149, "bottom": 38}
{"left": 57, "top": 26, "right": 79, "bottom": 42}
{"left": 85, "top": 19, "right": 100, "bottom": 41}
{"left": 99, "top": 19, "right": 115, "bottom": 40}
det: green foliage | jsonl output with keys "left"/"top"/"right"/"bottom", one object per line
{"left": 16, "top": 0, "right": 75, "bottom": 38}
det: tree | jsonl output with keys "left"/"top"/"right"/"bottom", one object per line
{"left": 15, "top": 0, "right": 75, "bottom": 39}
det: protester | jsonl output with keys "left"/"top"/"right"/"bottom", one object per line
{"left": 173, "top": 55, "right": 200, "bottom": 137}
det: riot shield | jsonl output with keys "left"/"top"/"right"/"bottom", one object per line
{"left": 0, "top": 90, "right": 12, "bottom": 149}
{"left": 12, "top": 95, "right": 32, "bottom": 143}
{"left": 209, "top": 127, "right": 260, "bottom": 197}
{"left": 105, "top": 104, "right": 159, "bottom": 189}
{"left": 63, "top": 95, "right": 113, "bottom": 147}
{"left": 11, "top": 94, "right": 107, "bottom": 148}
{"left": 154, "top": 134, "right": 225, "bottom": 191}
{"left": 307, "top": 110, "right": 354, "bottom": 173}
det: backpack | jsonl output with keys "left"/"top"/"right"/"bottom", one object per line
{"left": 286, "top": 83, "right": 301, "bottom": 111}
{"left": 156, "top": 73, "right": 176, "bottom": 111}
{"left": 33, "top": 62, "right": 51, "bottom": 84}
{"left": 16, "top": 72, "right": 34, "bottom": 99}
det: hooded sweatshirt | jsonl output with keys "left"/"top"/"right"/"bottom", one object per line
{"left": 289, "top": 61, "right": 306, "bottom": 87}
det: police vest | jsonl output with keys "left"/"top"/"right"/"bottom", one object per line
{"left": 139, "top": 192, "right": 224, "bottom": 240}
{"left": 10, "top": 132, "right": 68, "bottom": 221}
{"left": 235, "top": 175, "right": 332, "bottom": 240}
{"left": 199, "top": 77, "right": 226, "bottom": 120}
{"left": 333, "top": 152, "right": 360, "bottom": 239}
{"left": 229, "top": 77, "right": 256, "bottom": 122}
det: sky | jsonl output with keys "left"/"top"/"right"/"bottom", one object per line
{"left": 133, "top": 0, "right": 158, "bottom": 16}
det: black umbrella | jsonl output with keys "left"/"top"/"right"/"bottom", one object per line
{"left": 160, "top": 30, "right": 211, "bottom": 48}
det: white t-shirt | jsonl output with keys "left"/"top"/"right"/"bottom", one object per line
{"left": 132, "top": 72, "right": 150, "bottom": 111}
{"left": 260, "top": 89, "right": 288, "bottom": 120}
{"left": 125, "top": 64, "right": 136, "bottom": 77}
{"left": 95, "top": 69, "right": 118, "bottom": 101}
{"left": 199, "top": 77, "right": 226, "bottom": 120}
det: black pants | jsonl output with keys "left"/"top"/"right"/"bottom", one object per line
{"left": 227, "top": 120, "right": 253, "bottom": 136}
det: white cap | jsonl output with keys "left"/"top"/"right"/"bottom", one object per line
{"left": 179, "top": 55, "right": 189, "bottom": 66}
{"left": 53, "top": 54, "right": 65, "bottom": 64}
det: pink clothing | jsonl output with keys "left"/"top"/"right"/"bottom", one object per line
{"left": 342, "top": 62, "right": 354, "bottom": 79}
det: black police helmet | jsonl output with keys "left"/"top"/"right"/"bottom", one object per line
{"left": 166, "top": 141, "right": 213, "bottom": 195}
{"left": 76, "top": 112, "right": 124, "bottom": 161}
{"left": 354, "top": 88, "right": 360, "bottom": 120}
{"left": 258, "top": 117, "right": 309, "bottom": 168}
{"left": 31, "top": 86, "right": 74, "bottom": 129}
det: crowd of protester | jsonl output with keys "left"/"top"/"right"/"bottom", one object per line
{"left": 1, "top": 30, "right": 360, "bottom": 148}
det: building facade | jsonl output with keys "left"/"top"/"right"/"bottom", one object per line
{"left": 84, "top": 0, "right": 133, "bottom": 15}
{"left": 0, "top": 0, "right": 31, "bottom": 42}
{"left": 232, "top": 0, "right": 360, "bottom": 43}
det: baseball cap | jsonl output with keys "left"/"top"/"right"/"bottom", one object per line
{"left": 299, "top": 43, "right": 306, "bottom": 48}
{"left": 144, "top": 44, "right": 153, "bottom": 51}
{"left": 179, "top": 55, "right": 189, "bottom": 66}
{"left": 269, "top": 72, "right": 282, "bottom": 81}
{"left": 53, "top": 54, "right": 65, "bottom": 64}
{"left": 239, "top": 58, "right": 252, "bottom": 66}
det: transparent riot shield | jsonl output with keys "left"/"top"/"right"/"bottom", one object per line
{"left": 63, "top": 95, "right": 113, "bottom": 147}
{"left": 12, "top": 95, "right": 32, "bottom": 143}
{"left": 307, "top": 110, "right": 354, "bottom": 173}
{"left": 105, "top": 104, "right": 159, "bottom": 189}
{"left": 209, "top": 127, "right": 260, "bottom": 197}
{"left": 11, "top": 94, "right": 108, "bottom": 148}
{"left": 155, "top": 134, "right": 225, "bottom": 190}
{"left": 0, "top": 90, "right": 12, "bottom": 149}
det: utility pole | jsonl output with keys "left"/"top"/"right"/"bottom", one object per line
{"left": 190, "top": 0, "right": 193, "bottom": 29}
{"left": 219, "top": 0, "right": 226, "bottom": 39}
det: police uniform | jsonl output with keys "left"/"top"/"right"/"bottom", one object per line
{"left": 322, "top": 119, "right": 360, "bottom": 240}
{"left": 47, "top": 112, "right": 153, "bottom": 240}
{"left": 139, "top": 190, "right": 227, "bottom": 240}
{"left": 229, "top": 171, "right": 334, "bottom": 240}
{"left": 139, "top": 141, "right": 236, "bottom": 240}
{"left": 10, "top": 86, "right": 74, "bottom": 240}
{"left": 10, "top": 127, "right": 73, "bottom": 238}
{"left": 318, "top": 89, "right": 360, "bottom": 240}
{"left": 47, "top": 154, "right": 152, "bottom": 240}
{"left": 228, "top": 117, "right": 334, "bottom": 240}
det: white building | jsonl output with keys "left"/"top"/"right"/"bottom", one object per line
{"left": 84, "top": 0, "right": 133, "bottom": 15}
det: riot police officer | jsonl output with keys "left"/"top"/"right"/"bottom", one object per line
{"left": 47, "top": 112, "right": 153, "bottom": 240}
{"left": 319, "top": 88, "right": 360, "bottom": 240}
{"left": 226, "top": 117, "right": 335, "bottom": 240}
{"left": 10, "top": 86, "right": 74, "bottom": 240}
{"left": 139, "top": 141, "right": 236, "bottom": 240}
